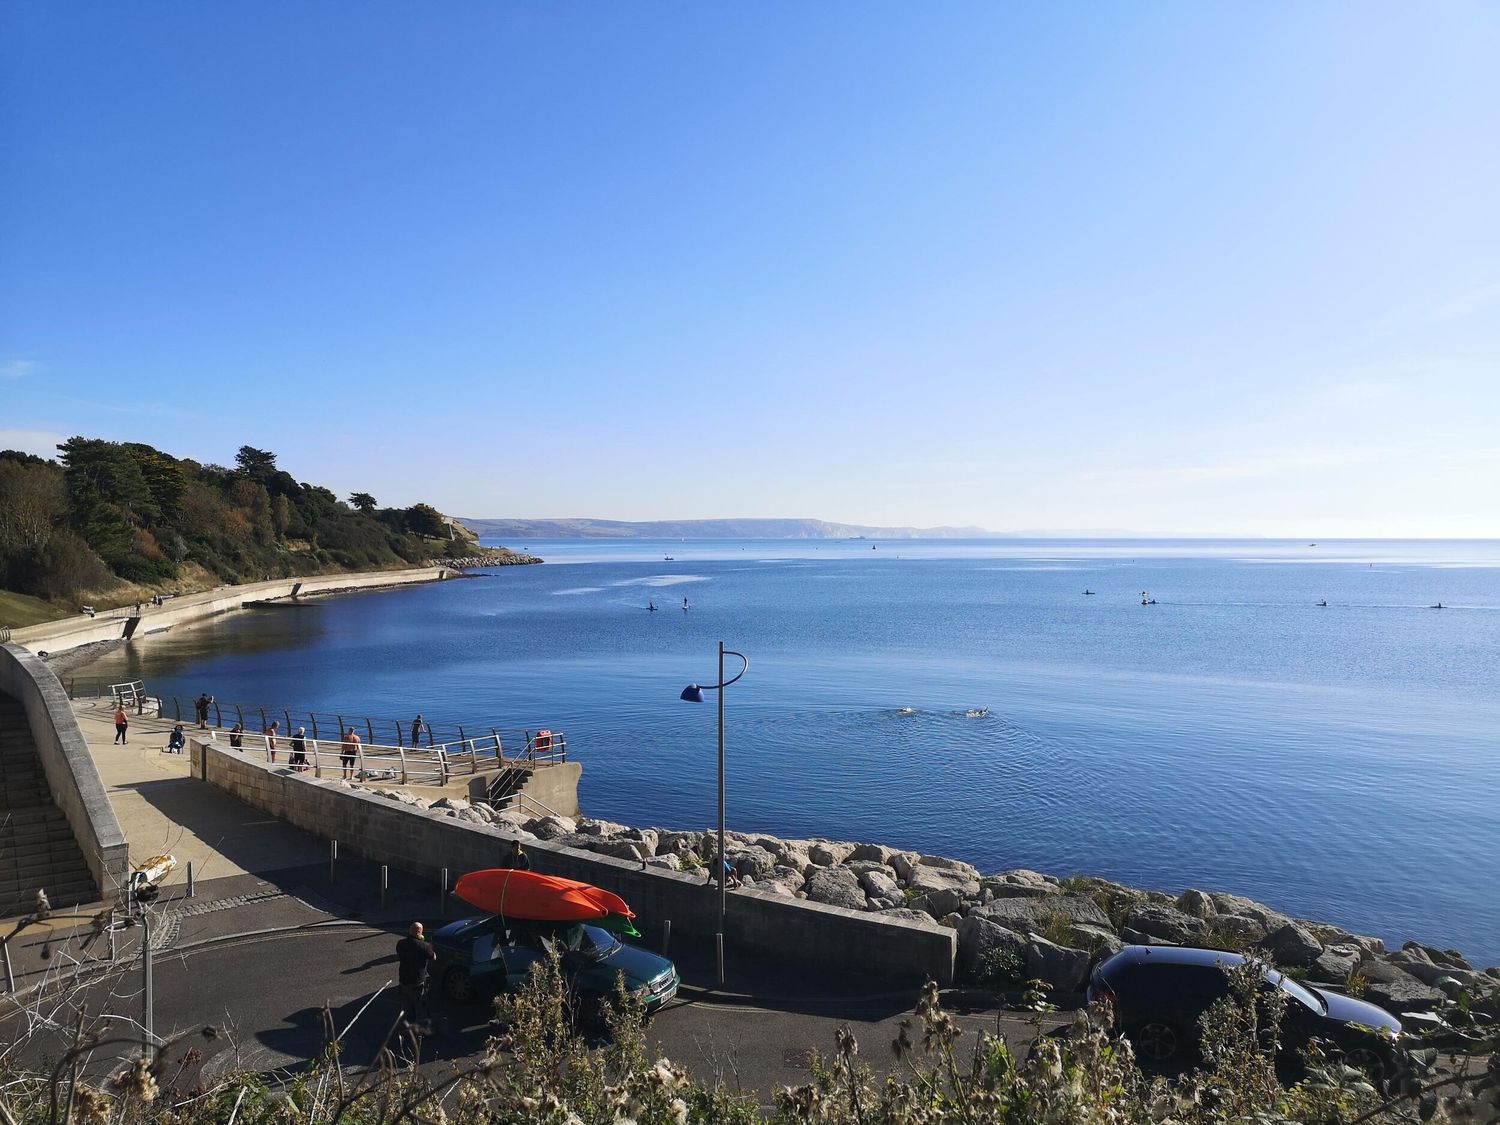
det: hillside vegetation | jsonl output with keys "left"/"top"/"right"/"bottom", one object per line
{"left": 0, "top": 439, "right": 476, "bottom": 617}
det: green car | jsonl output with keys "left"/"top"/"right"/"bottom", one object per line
{"left": 430, "top": 915, "right": 679, "bottom": 1017}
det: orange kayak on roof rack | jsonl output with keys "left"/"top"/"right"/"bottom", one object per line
{"left": 453, "top": 868, "right": 635, "bottom": 922}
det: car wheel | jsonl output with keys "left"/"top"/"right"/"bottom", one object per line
{"left": 443, "top": 967, "right": 474, "bottom": 1003}
{"left": 1131, "top": 1020, "right": 1182, "bottom": 1064}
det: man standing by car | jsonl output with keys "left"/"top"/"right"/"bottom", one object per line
{"left": 396, "top": 922, "right": 436, "bottom": 1033}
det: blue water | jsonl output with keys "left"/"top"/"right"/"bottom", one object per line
{"left": 88, "top": 539, "right": 1500, "bottom": 965}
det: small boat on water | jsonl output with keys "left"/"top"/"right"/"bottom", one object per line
{"left": 1083, "top": 589, "right": 1095, "bottom": 596}
{"left": 664, "top": 556, "right": 675, "bottom": 561}
{"left": 1317, "top": 600, "right": 1328, "bottom": 607}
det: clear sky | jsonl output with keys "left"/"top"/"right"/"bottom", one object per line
{"left": 3, "top": 3, "right": 1498, "bottom": 536}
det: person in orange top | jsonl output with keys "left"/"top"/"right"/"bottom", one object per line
{"left": 113, "top": 706, "right": 129, "bottom": 744}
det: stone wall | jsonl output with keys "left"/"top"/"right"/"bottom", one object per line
{"left": 0, "top": 644, "right": 131, "bottom": 903}
{"left": 11, "top": 566, "right": 452, "bottom": 658}
{"left": 192, "top": 736, "right": 956, "bottom": 985}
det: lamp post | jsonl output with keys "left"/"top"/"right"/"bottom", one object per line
{"left": 679, "top": 640, "right": 748, "bottom": 986}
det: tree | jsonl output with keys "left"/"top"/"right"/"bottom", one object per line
{"left": 233, "top": 446, "right": 278, "bottom": 479}
{"left": 347, "top": 492, "right": 377, "bottom": 513}
{"left": 403, "top": 503, "right": 446, "bottom": 538}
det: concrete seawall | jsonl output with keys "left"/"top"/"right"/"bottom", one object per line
{"left": 192, "top": 736, "right": 957, "bottom": 985}
{"left": 10, "top": 566, "right": 454, "bottom": 658}
{"left": 0, "top": 645, "right": 130, "bottom": 903}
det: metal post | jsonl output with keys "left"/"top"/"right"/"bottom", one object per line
{"left": 380, "top": 865, "right": 388, "bottom": 910}
{"left": 329, "top": 840, "right": 337, "bottom": 883}
{"left": 142, "top": 907, "right": 154, "bottom": 1053}
{"left": 661, "top": 919, "right": 671, "bottom": 956}
{"left": 187, "top": 862, "right": 195, "bottom": 898}
{"left": 717, "top": 640, "right": 726, "bottom": 986}
{"left": 109, "top": 924, "right": 116, "bottom": 963}
{"left": 439, "top": 868, "right": 449, "bottom": 917}
{"left": 2, "top": 942, "right": 13, "bottom": 993}
{"left": 365, "top": 718, "right": 374, "bottom": 747}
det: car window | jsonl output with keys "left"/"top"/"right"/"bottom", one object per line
{"left": 1267, "top": 970, "right": 1324, "bottom": 1013}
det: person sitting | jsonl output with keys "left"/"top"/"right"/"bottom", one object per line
{"left": 166, "top": 724, "right": 186, "bottom": 754}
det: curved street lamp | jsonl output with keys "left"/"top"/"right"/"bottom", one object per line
{"left": 679, "top": 640, "right": 748, "bottom": 985}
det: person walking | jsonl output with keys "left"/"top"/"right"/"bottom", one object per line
{"left": 113, "top": 705, "right": 129, "bottom": 745}
{"left": 290, "top": 727, "right": 308, "bottom": 771}
{"left": 499, "top": 839, "right": 532, "bottom": 871}
{"left": 410, "top": 714, "right": 425, "bottom": 747}
{"left": 396, "top": 922, "right": 436, "bottom": 1033}
{"left": 340, "top": 726, "right": 360, "bottom": 780}
{"left": 265, "top": 720, "right": 279, "bottom": 762}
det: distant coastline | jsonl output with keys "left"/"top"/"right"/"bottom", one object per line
{"left": 458, "top": 516, "right": 1000, "bottom": 539}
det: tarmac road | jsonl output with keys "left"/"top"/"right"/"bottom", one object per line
{"left": 3, "top": 924, "right": 1057, "bottom": 1112}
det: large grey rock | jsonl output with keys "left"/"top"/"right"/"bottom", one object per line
{"left": 916, "top": 854, "right": 981, "bottom": 879}
{"left": 905, "top": 864, "right": 978, "bottom": 898}
{"left": 804, "top": 865, "right": 867, "bottom": 911}
{"left": 582, "top": 838, "right": 650, "bottom": 862}
{"left": 849, "top": 842, "right": 895, "bottom": 864}
{"left": 806, "top": 840, "right": 857, "bottom": 867}
{"left": 727, "top": 845, "right": 778, "bottom": 879}
{"left": 575, "top": 818, "right": 629, "bottom": 837}
{"left": 1309, "top": 944, "right": 1363, "bottom": 985}
{"left": 1120, "top": 905, "right": 1208, "bottom": 945}
{"left": 1071, "top": 924, "right": 1124, "bottom": 959}
{"left": 619, "top": 827, "right": 659, "bottom": 856}
{"left": 522, "top": 815, "right": 577, "bottom": 841}
{"left": 1025, "top": 936, "right": 1091, "bottom": 994}
{"left": 1176, "top": 889, "right": 1216, "bottom": 918}
{"left": 956, "top": 915, "right": 1029, "bottom": 981}
{"left": 1401, "top": 941, "right": 1471, "bottom": 972}
{"left": 755, "top": 866, "right": 807, "bottom": 896}
{"left": 645, "top": 854, "right": 681, "bottom": 872}
{"left": 912, "top": 888, "right": 965, "bottom": 919}
{"left": 1357, "top": 959, "right": 1446, "bottom": 1012}
{"left": 881, "top": 907, "right": 941, "bottom": 926}
{"left": 1207, "top": 894, "right": 1292, "bottom": 942}
{"left": 654, "top": 829, "right": 705, "bottom": 856}
{"left": 971, "top": 894, "right": 1111, "bottom": 935}
{"left": 1255, "top": 922, "right": 1324, "bottom": 968}
{"left": 981, "top": 871, "right": 1060, "bottom": 900}
{"left": 858, "top": 867, "right": 901, "bottom": 901}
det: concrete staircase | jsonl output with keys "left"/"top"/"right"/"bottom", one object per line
{"left": 0, "top": 695, "right": 99, "bottom": 916}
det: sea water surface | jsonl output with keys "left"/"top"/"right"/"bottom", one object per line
{"left": 86, "top": 539, "right": 1500, "bottom": 964}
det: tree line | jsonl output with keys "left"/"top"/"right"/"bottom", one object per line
{"left": 0, "top": 438, "right": 454, "bottom": 604}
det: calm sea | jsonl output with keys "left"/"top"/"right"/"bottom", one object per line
{"left": 85, "top": 539, "right": 1500, "bottom": 965}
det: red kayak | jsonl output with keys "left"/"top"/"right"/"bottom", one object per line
{"left": 453, "top": 868, "right": 635, "bottom": 922}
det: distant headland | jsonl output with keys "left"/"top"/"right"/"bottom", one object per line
{"left": 459, "top": 517, "right": 1003, "bottom": 539}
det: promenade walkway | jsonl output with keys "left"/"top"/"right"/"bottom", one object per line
{"left": 67, "top": 697, "right": 326, "bottom": 887}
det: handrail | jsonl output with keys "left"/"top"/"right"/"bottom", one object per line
{"left": 509, "top": 791, "right": 565, "bottom": 821}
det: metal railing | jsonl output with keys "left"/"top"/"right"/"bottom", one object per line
{"left": 205, "top": 729, "right": 493, "bottom": 786}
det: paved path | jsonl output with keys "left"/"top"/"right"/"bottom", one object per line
{"left": 70, "top": 697, "right": 326, "bottom": 886}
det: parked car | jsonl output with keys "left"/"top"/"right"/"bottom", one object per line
{"left": 430, "top": 915, "right": 679, "bottom": 1020}
{"left": 1087, "top": 945, "right": 1404, "bottom": 1081}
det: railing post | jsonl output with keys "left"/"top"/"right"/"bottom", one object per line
{"left": 525, "top": 731, "right": 533, "bottom": 764}
{"left": 329, "top": 840, "right": 337, "bottom": 883}
{"left": 212, "top": 700, "right": 222, "bottom": 727}
{"left": 235, "top": 704, "right": 244, "bottom": 729}
{"left": 365, "top": 718, "right": 375, "bottom": 746}
{"left": 310, "top": 714, "right": 319, "bottom": 740}
{"left": 312, "top": 740, "right": 322, "bottom": 778}
{"left": 490, "top": 729, "right": 502, "bottom": 767}
{"left": 439, "top": 748, "right": 449, "bottom": 786}
{"left": 173, "top": 697, "right": 182, "bottom": 721}
{"left": 397, "top": 745, "right": 407, "bottom": 784}
{"left": 283, "top": 709, "right": 293, "bottom": 737}
{"left": 380, "top": 865, "right": 388, "bottom": 910}
{"left": 259, "top": 707, "right": 267, "bottom": 733}
{"left": 439, "top": 868, "right": 449, "bottom": 917}
{"left": 187, "top": 862, "right": 195, "bottom": 898}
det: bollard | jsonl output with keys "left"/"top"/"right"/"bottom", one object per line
{"left": 329, "top": 840, "right": 337, "bottom": 883}
{"left": 380, "top": 865, "right": 388, "bottom": 910}
{"left": 2, "top": 942, "right": 13, "bottom": 993}
{"left": 187, "top": 862, "right": 195, "bottom": 898}
{"left": 439, "top": 867, "right": 449, "bottom": 917}
{"left": 109, "top": 924, "right": 117, "bottom": 963}
{"left": 661, "top": 919, "right": 671, "bottom": 956}
{"left": 716, "top": 933, "right": 724, "bottom": 988}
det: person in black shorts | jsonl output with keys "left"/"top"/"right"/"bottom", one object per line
{"left": 340, "top": 727, "right": 360, "bottom": 780}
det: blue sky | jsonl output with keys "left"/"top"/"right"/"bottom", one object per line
{"left": 3, "top": 3, "right": 1498, "bottom": 536}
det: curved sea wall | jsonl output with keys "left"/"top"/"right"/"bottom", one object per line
{"left": 10, "top": 566, "right": 456, "bottom": 659}
{"left": 189, "top": 734, "right": 1500, "bottom": 1010}
{"left": 190, "top": 736, "right": 957, "bottom": 985}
